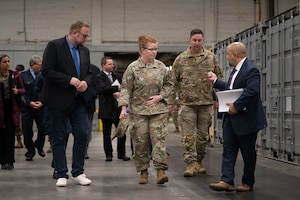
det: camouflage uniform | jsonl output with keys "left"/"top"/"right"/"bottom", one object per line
{"left": 169, "top": 96, "right": 179, "bottom": 131}
{"left": 118, "top": 57, "right": 173, "bottom": 172}
{"left": 171, "top": 47, "right": 223, "bottom": 165}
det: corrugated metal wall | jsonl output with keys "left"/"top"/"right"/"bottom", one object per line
{"left": 215, "top": 4, "right": 300, "bottom": 166}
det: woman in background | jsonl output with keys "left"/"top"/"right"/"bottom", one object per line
{"left": 0, "top": 54, "right": 25, "bottom": 170}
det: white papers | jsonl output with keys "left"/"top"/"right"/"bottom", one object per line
{"left": 111, "top": 79, "right": 120, "bottom": 87}
{"left": 216, "top": 88, "right": 243, "bottom": 112}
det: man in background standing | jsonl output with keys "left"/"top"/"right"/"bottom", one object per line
{"left": 20, "top": 55, "right": 45, "bottom": 161}
{"left": 84, "top": 63, "right": 100, "bottom": 159}
{"left": 96, "top": 56, "right": 129, "bottom": 162}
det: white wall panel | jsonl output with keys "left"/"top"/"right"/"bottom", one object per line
{"left": 101, "top": 0, "right": 205, "bottom": 44}
{"left": 0, "top": 0, "right": 299, "bottom": 46}
{"left": 216, "top": 0, "right": 257, "bottom": 41}
{"left": 0, "top": 0, "right": 24, "bottom": 42}
{"left": 24, "top": 0, "right": 92, "bottom": 42}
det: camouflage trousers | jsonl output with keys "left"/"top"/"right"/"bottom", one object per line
{"left": 129, "top": 112, "right": 169, "bottom": 172}
{"left": 170, "top": 103, "right": 179, "bottom": 130}
{"left": 178, "top": 105, "right": 212, "bottom": 164}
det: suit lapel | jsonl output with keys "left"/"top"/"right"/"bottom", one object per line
{"left": 233, "top": 59, "right": 247, "bottom": 89}
{"left": 63, "top": 37, "right": 79, "bottom": 78}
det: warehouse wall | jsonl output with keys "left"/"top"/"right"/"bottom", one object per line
{"left": 0, "top": 0, "right": 299, "bottom": 69}
{"left": 1, "top": 0, "right": 299, "bottom": 45}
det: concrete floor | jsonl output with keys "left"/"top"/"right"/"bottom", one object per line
{"left": 1, "top": 122, "right": 300, "bottom": 200}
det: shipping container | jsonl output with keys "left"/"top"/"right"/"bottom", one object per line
{"left": 214, "top": 4, "right": 300, "bottom": 165}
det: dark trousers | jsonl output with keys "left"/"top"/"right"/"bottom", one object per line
{"left": 0, "top": 99, "right": 15, "bottom": 164}
{"left": 21, "top": 107, "right": 45, "bottom": 158}
{"left": 221, "top": 116, "right": 258, "bottom": 187}
{"left": 86, "top": 111, "right": 94, "bottom": 151}
{"left": 101, "top": 118, "right": 126, "bottom": 158}
{"left": 49, "top": 96, "right": 89, "bottom": 178}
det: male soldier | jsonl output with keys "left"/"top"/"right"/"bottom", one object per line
{"left": 171, "top": 29, "right": 223, "bottom": 177}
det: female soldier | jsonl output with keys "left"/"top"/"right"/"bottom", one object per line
{"left": 118, "top": 35, "right": 173, "bottom": 184}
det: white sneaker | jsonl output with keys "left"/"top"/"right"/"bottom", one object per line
{"left": 56, "top": 178, "right": 68, "bottom": 187}
{"left": 72, "top": 174, "right": 92, "bottom": 185}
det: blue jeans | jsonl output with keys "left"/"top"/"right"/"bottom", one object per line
{"left": 49, "top": 96, "right": 89, "bottom": 178}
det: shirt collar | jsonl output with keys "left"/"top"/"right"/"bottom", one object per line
{"left": 66, "top": 35, "right": 77, "bottom": 49}
{"left": 235, "top": 57, "right": 246, "bottom": 72}
{"left": 103, "top": 70, "right": 111, "bottom": 76}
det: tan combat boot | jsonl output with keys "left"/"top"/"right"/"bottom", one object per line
{"left": 157, "top": 170, "right": 168, "bottom": 184}
{"left": 195, "top": 161, "right": 207, "bottom": 174}
{"left": 183, "top": 162, "right": 196, "bottom": 177}
{"left": 138, "top": 170, "right": 148, "bottom": 184}
{"left": 15, "top": 136, "right": 24, "bottom": 148}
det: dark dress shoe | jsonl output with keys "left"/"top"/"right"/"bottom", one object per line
{"left": 105, "top": 156, "right": 112, "bottom": 162}
{"left": 34, "top": 142, "right": 45, "bottom": 157}
{"left": 118, "top": 156, "right": 130, "bottom": 161}
{"left": 236, "top": 184, "right": 252, "bottom": 192}
{"left": 37, "top": 149, "right": 46, "bottom": 157}
{"left": 209, "top": 181, "right": 235, "bottom": 192}
{"left": 26, "top": 156, "right": 33, "bottom": 161}
{"left": 53, "top": 170, "right": 58, "bottom": 179}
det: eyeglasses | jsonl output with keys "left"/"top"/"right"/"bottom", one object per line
{"left": 76, "top": 31, "right": 89, "bottom": 39}
{"left": 144, "top": 48, "right": 159, "bottom": 51}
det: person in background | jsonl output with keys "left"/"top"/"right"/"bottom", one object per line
{"left": 0, "top": 54, "right": 25, "bottom": 170}
{"left": 96, "top": 56, "right": 129, "bottom": 162}
{"left": 15, "top": 64, "right": 25, "bottom": 72}
{"left": 208, "top": 42, "right": 267, "bottom": 192}
{"left": 42, "top": 20, "right": 93, "bottom": 187}
{"left": 84, "top": 63, "right": 100, "bottom": 159}
{"left": 20, "top": 55, "right": 46, "bottom": 161}
{"left": 171, "top": 28, "right": 223, "bottom": 177}
{"left": 14, "top": 64, "right": 25, "bottom": 148}
{"left": 118, "top": 35, "right": 173, "bottom": 184}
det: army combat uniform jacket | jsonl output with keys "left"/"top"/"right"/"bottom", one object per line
{"left": 118, "top": 57, "right": 173, "bottom": 115}
{"left": 171, "top": 47, "right": 223, "bottom": 105}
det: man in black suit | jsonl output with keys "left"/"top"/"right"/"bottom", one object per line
{"left": 208, "top": 42, "right": 267, "bottom": 192}
{"left": 20, "top": 55, "right": 45, "bottom": 161}
{"left": 42, "top": 20, "right": 93, "bottom": 187}
{"left": 96, "top": 56, "right": 129, "bottom": 162}
{"left": 84, "top": 64, "right": 100, "bottom": 159}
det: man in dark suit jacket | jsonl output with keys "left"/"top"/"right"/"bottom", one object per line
{"left": 96, "top": 56, "right": 129, "bottom": 162}
{"left": 84, "top": 64, "right": 100, "bottom": 159}
{"left": 208, "top": 42, "right": 267, "bottom": 192}
{"left": 20, "top": 55, "right": 45, "bottom": 161}
{"left": 42, "top": 20, "right": 93, "bottom": 187}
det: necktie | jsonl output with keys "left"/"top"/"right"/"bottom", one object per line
{"left": 108, "top": 73, "right": 113, "bottom": 83}
{"left": 34, "top": 72, "right": 38, "bottom": 80}
{"left": 227, "top": 68, "right": 237, "bottom": 89}
{"left": 71, "top": 46, "right": 80, "bottom": 78}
